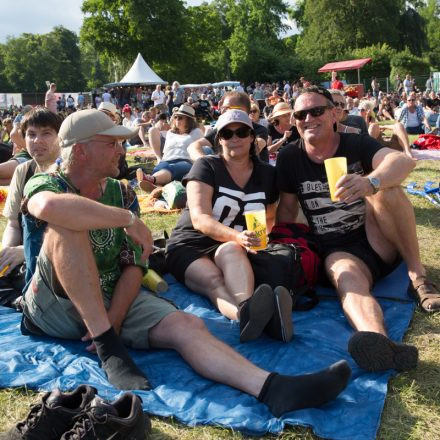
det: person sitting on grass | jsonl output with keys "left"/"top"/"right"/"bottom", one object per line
{"left": 276, "top": 86, "right": 439, "bottom": 375}
{"left": 137, "top": 105, "right": 203, "bottom": 192}
{"left": 166, "top": 110, "right": 293, "bottom": 343}
{"left": 18, "top": 108, "right": 351, "bottom": 416}
{"left": 398, "top": 93, "right": 430, "bottom": 135}
{"left": 1, "top": 107, "right": 62, "bottom": 294}
{"left": 359, "top": 100, "right": 414, "bottom": 159}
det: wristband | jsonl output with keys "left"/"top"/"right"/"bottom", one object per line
{"left": 126, "top": 210, "right": 136, "bottom": 227}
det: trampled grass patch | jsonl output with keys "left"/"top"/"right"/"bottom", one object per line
{"left": 0, "top": 160, "right": 439, "bottom": 439}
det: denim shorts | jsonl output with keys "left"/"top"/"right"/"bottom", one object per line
{"left": 153, "top": 159, "right": 193, "bottom": 181}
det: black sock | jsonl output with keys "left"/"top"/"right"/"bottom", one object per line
{"left": 258, "top": 360, "right": 351, "bottom": 417}
{"left": 93, "top": 327, "right": 151, "bottom": 390}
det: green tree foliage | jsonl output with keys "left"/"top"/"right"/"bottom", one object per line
{"left": 419, "top": 0, "right": 440, "bottom": 69}
{"left": 1, "top": 27, "right": 85, "bottom": 92}
{"left": 80, "top": 0, "right": 188, "bottom": 67}
{"left": 222, "top": 0, "right": 293, "bottom": 82}
{"left": 345, "top": 44, "right": 396, "bottom": 82}
{"left": 389, "top": 47, "right": 430, "bottom": 80}
{"left": 296, "top": 0, "right": 403, "bottom": 63}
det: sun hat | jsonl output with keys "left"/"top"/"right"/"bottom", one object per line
{"left": 358, "top": 100, "right": 375, "bottom": 112}
{"left": 98, "top": 101, "right": 117, "bottom": 116}
{"left": 58, "top": 109, "right": 138, "bottom": 148}
{"left": 174, "top": 104, "right": 196, "bottom": 120}
{"left": 215, "top": 109, "right": 253, "bottom": 133}
{"left": 268, "top": 102, "right": 292, "bottom": 122}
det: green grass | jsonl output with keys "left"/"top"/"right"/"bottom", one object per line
{"left": 1, "top": 158, "right": 439, "bottom": 439}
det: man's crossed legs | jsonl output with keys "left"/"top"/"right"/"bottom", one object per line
{"left": 21, "top": 225, "right": 351, "bottom": 417}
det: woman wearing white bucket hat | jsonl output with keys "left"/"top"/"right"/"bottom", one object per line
{"left": 166, "top": 109, "right": 293, "bottom": 343}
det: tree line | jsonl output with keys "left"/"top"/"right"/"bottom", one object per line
{"left": 0, "top": 0, "right": 439, "bottom": 93}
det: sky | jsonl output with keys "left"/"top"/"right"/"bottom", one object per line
{"left": 1, "top": 0, "right": 296, "bottom": 43}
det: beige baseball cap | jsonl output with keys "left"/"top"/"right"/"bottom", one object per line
{"left": 59, "top": 109, "right": 137, "bottom": 148}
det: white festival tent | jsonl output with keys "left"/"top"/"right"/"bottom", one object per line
{"left": 104, "top": 53, "right": 167, "bottom": 87}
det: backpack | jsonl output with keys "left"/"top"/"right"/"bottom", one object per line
{"left": 248, "top": 223, "right": 321, "bottom": 311}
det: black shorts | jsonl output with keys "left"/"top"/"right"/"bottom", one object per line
{"left": 166, "top": 237, "right": 222, "bottom": 284}
{"left": 320, "top": 229, "right": 401, "bottom": 285}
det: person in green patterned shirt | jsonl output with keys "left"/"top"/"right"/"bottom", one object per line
{"left": 19, "top": 110, "right": 351, "bottom": 415}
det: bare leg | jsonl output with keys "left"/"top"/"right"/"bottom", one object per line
{"left": 392, "top": 121, "right": 412, "bottom": 157}
{"left": 42, "top": 225, "right": 149, "bottom": 390}
{"left": 184, "top": 249, "right": 253, "bottom": 320}
{"left": 138, "top": 127, "right": 148, "bottom": 147}
{"left": 148, "top": 126, "right": 162, "bottom": 161}
{"left": 149, "top": 311, "right": 269, "bottom": 395}
{"left": 43, "top": 225, "right": 110, "bottom": 338}
{"left": 149, "top": 311, "right": 352, "bottom": 414}
{"left": 325, "top": 252, "right": 387, "bottom": 335}
{"left": 151, "top": 168, "right": 172, "bottom": 186}
{"left": 365, "top": 187, "right": 425, "bottom": 281}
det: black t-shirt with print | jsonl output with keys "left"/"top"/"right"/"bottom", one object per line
{"left": 276, "top": 133, "right": 383, "bottom": 247}
{"left": 167, "top": 155, "right": 278, "bottom": 252}
{"left": 268, "top": 124, "right": 299, "bottom": 144}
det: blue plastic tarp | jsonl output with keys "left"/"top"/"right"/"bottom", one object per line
{"left": 0, "top": 263, "right": 414, "bottom": 440}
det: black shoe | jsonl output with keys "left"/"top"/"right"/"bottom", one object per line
{"left": 60, "top": 393, "right": 150, "bottom": 440}
{"left": 348, "top": 331, "right": 418, "bottom": 372}
{"left": 3, "top": 385, "right": 97, "bottom": 440}
{"left": 239, "top": 284, "right": 274, "bottom": 343}
{"left": 264, "top": 286, "right": 293, "bottom": 342}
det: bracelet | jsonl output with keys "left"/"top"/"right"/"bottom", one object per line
{"left": 126, "top": 210, "right": 136, "bottom": 228}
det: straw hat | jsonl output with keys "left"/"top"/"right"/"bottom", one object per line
{"left": 268, "top": 102, "right": 292, "bottom": 122}
{"left": 174, "top": 104, "right": 196, "bottom": 120}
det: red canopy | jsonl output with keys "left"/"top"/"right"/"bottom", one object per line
{"left": 318, "top": 58, "right": 372, "bottom": 73}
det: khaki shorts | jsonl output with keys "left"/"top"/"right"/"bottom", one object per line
{"left": 22, "top": 250, "right": 177, "bottom": 349}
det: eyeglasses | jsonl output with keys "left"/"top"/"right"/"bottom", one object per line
{"left": 219, "top": 126, "right": 252, "bottom": 140}
{"left": 333, "top": 102, "right": 345, "bottom": 108}
{"left": 293, "top": 105, "right": 331, "bottom": 121}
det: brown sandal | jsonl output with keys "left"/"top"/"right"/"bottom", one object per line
{"left": 408, "top": 277, "right": 440, "bottom": 312}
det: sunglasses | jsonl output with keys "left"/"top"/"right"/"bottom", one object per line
{"left": 293, "top": 105, "right": 330, "bottom": 121}
{"left": 250, "top": 109, "right": 259, "bottom": 114}
{"left": 407, "top": 99, "right": 416, "bottom": 102}
{"left": 175, "top": 115, "right": 186, "bottom": 120}
{"left": 219, "top": 126, "right": 252, "bottom": 140}
{"left": 333, "top": 102, "right": 345, "bottom": 108}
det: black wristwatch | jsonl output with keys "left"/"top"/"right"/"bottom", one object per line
{"left": 367, "top": 176, "right": 380, "bottom": 194}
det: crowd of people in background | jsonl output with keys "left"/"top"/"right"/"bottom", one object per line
{"left": 1, "top": 72, "right": 440, "bottom": 188}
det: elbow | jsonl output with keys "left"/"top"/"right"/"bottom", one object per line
{"left": 28, "top": 194, "right": 56, "bottom": 221}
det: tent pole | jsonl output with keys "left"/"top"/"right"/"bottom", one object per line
{"left": 357, "top": 68, "right": 360, "bottom": 84}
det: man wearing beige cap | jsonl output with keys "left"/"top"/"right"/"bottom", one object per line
{"left": 18, "top": 109, "right": 351, "bottom": 412}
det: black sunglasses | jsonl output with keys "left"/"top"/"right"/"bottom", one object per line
{"left": 219, "top": 126, "right": 252, "bottom": 140}
{"left": 293, "top": 105, "right": 330, "bottom": 121}
{"left": 250, "top": 109, "right": 259, "bottom": 114}
{"left": 333, "top": 102, "right": 345, "bottom": 108}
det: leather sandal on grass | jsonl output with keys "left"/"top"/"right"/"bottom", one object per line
{"left": 408, "top": 277, "right": 440, "bottom": 312}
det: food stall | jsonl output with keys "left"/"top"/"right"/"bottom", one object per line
{"left": 318, "top": 58, "right": 372, "bottom": 98}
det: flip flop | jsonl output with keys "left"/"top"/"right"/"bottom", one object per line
{"left": 408, "top": 277, "right": 440, "bottom": 312}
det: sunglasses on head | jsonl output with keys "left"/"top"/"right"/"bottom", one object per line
{"left": 293, "top": 105, "right": 330, "bottom": 121}
{"left": 219, "top": 126, "right": 252, "bottom": 140}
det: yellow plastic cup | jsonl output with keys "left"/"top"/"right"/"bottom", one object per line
{"left": 142, "top": 269, "right": 168, "bottom": 293}
{"left": 324, "top": 157, "right": 347, "bottom": 202}
{"left": 244, "top": 210, "right": 267, "bottom": 251}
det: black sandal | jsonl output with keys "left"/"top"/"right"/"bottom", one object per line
{"left": 408, "top": 277, "right": 440, "bottom": 312}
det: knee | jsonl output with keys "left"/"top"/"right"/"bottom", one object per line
{"left": 166, "top": 312, "right": 207, "bottom": 341}
{"left": 43, "top": 227, "right": 88, "bottom": 258}
{"left": 217, "top": 241, "right": 247, "bottom": 259}
{"left": 373, "top": 186, "right": 406, "bottom": 209}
